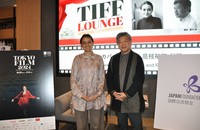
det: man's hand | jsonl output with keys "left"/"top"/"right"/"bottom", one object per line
{"left": 113, "top": 92, "right": 127, "bottom": 102}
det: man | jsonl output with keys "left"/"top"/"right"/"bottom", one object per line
{"left": 106, "top": 32, "right": 145, "bottom": 130}
{"left": 174, "top": 0, "right": 198, "bottom": 29}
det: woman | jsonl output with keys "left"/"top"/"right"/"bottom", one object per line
{"left": 137, "top": 1, "right": 162, "bottom": 29}
{"left": 70, "top": 34, "right": 106, "bottom": 130}
{"left": 11, "top": 85, "right": 40, "bottom": 117}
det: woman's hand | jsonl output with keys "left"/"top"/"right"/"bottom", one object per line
{"left": 81, "top": 95, "right": 98, "bottom": 102}
{"left": 81, "top": 95, "right": 90, "bottom": 101}
{"left": 88, "top": 95, "right": 98, "bottom": 101}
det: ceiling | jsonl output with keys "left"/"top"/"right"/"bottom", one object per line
{"left": 0, "top": 0, "right": 16, "bottom": 8}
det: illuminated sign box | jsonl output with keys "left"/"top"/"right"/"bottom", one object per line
{"left": 58, "top": 0, "right": 200, "bottom": 76}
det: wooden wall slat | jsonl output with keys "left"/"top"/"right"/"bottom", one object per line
{"left": 0, "top": 7, "right": 13, "bottom": 19}
{"left": 0, "top": 29, "right": 14, "bottom": 38}
{"left": 16, "top": 0, "right": 40, "bottom": 50}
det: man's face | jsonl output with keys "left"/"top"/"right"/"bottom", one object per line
{"left": 174, "top": 3, "right": 189, "bottom": 19}
{"left": 117, "top": 36, "right": 132, "bottom": 54}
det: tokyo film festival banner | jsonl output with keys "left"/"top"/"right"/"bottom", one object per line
{"left": 0, "top": 51, "right": 55, "bottom": 130}
{"left": 154, "top": 54, "right": 200, "bottom": 130}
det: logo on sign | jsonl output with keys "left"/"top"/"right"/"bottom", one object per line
{"left": 183, "top": 75, "right": 200, "bottom": 93}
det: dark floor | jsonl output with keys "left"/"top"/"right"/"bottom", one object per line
{"left": 58, "top": 116, "right": 160, "bottom": 130}
{"left": 59, "top": 123, "right": 133, "bottom": 130}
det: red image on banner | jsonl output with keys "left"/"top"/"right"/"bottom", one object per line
{"left": 11, "top": 85, "right": 40, "bottom": 117}
{"left": 59, "top": 0, "right": 88, "bottom": 31}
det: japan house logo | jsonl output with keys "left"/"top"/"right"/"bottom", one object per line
{"left": 183, "top": 75, "right": 200, "bottom": 93}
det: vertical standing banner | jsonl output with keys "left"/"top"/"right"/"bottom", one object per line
{"left": 154, "top": 54, "right": 200, "bottom": 130}
{"left": 0, "top": 51, "right": 55, "bottom": 130}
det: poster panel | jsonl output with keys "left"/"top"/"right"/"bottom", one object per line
{"left": 0, "top": 50, "right": 55, "bottom": 130}
{"left": 154, "top": 54, "right": 200, "bottom": 130}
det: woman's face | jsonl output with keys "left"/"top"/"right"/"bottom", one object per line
{"left": 141, "top": 4, "right": 153, "bottom": 18}
{"left": 81, "top": 37, "right": 94, "bottom": 52}
{"left": 23, "top": 86, "right": 27, "bottom": 91}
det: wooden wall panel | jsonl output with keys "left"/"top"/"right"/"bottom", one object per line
{"left": 16, "top": 0, "right": 40, "bottom": 50}
{"left": 0, "top": 7, "right": 14, "bottom": 19}
{"left": 0, "top": 7, "right": 15, "bottom": 40}
{"left": 0, "top": 29, "right": 14, "bottom": 39}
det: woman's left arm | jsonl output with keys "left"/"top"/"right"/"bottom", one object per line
{"left": 27, "top": 90, "right": 37, "bottom": 99}
{"left": 94, "top": 56, "right": 105, "bottom": 98}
